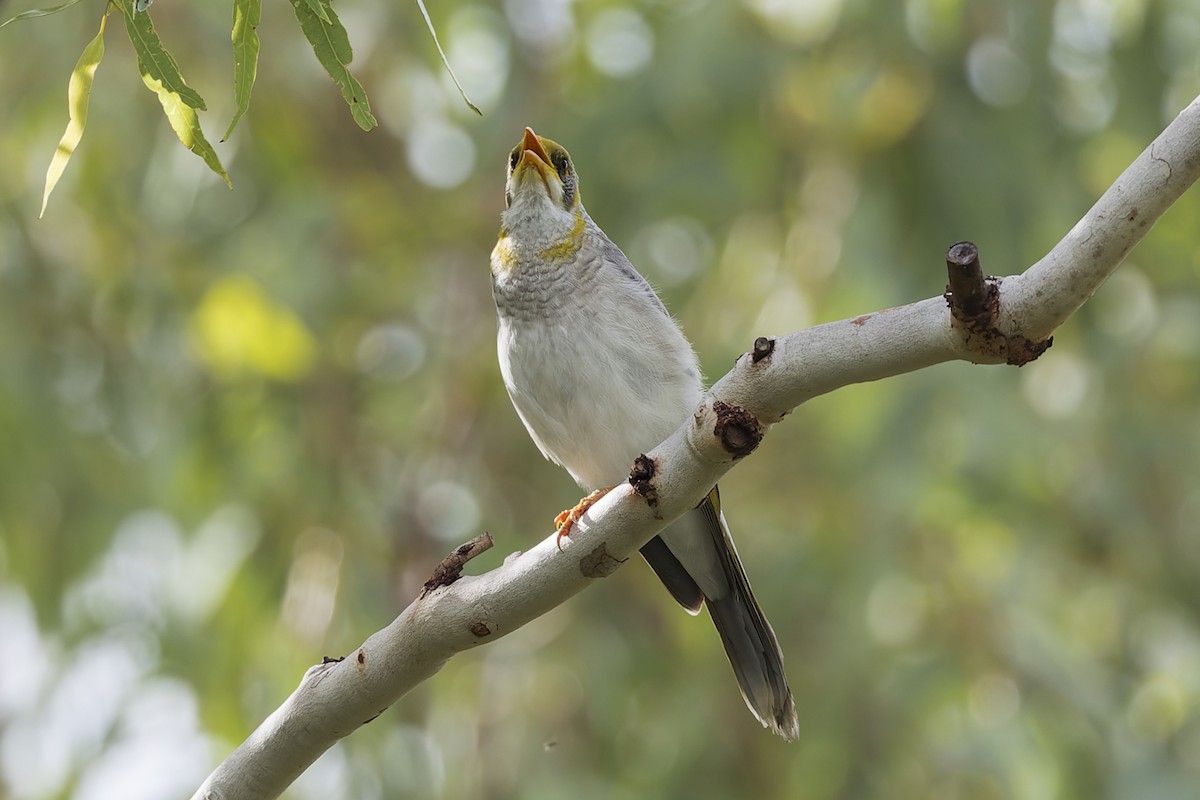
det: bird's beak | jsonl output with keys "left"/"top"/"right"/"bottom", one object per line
{"left": 521, "top": 127, "right": 552, "bottom": 169}
{"left": 515, "top": 127, "right": 557, "bottom": 193}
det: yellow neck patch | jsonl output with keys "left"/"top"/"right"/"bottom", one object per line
{"left": 491, "top": 233, "right": 518, "bottom": 274}
{"left": 538, "top": 210, "right": 585, "bottom": 263}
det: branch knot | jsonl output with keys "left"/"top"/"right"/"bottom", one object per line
{"left": 712, "top": 401, "right": 762, "bottom": 458}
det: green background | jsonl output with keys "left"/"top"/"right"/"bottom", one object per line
{"left": 3, "top": 0, "right": 1200, "bottom": 797}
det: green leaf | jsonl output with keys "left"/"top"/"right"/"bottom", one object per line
{"left": 288, "top": 0, "right": 377, "bottom": 131}
{"left": 140, "top": 70, "right": 232, "bottom": 189}
{"left": 301, "top": 0, "right": 330, "bottom": 25}
{"left": 112, "top": 0, "right": 229, "bottom": 186}
{"left": 223, "top": 0, "right": 261, "bottom": 141}
{"left": 0, "top": 0, "right": 87, "bottom": 28}
{"left": 415, "top": 0, "right": 481, "bottom": 116}
{"left": 119, "top": 0, "right": 207, "bottom": 111}
{"left": 40, "top": 10, "right": 107, "bottom": 218}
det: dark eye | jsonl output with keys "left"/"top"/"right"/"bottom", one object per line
{"left": 509, "top": 148, "right": 520, "bottom": 170}
{"left": 553, "top": 153, "right": 569, "bottom": 178}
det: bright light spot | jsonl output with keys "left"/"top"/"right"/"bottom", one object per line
{"left": 447, "top": 7, "right": 511, "bottom": 112}
{"left": 191, "top": 275, "right": 317, "bottom": 382}
{"left": 866, "top": 575, "right": 927, "bottom": 645}
{"left": 905, "top": 0, "right": 964, "bottom": 52}
{"left": 74, "top": 679, "right": 210, "bottom": 800}
{"left": 1011, "top": 747, "right": 1061, "bottom": 800}
{"left": 1163, "top": 69, "right": 1200, "bottom": 124}
{"left": 170, "top": 505, "right": 261, "bottom": 622}
{"left": 585, "top": 8, "right": 654, "bottom": 78}
{"left": 1150, "top": 298, "right": 1200, "bottom": 359}
{"left": 859, "top": 63, "right": 934, "bottom": 147}
{"left": 950, "top": 518, "right": 1016, "bottom": 587}
{"left": 1054, "top": 75, "right": 1117, "bottom": 134}
{"left": 1020, "top": 352, "right": 1092, "bottom": 420}
{"left": 294, "top": 742, "right": 351, "bottom": 800}
{"left": 1132, "top": 611, "right": 1200, "bottom": 683}
{"left": 0, "top": 588, "right": 52, "bottom": 718}
{"left": 1094, "top": 267, "right": 1158, "bottom": 341}
{"left": 722, "top": 213, "right": 782, "bottom": 291}
{"left": 800, "top": 157, "right": 859, "bottom": 224}
{"left": 1160, "top": 6, "right": 1200, "bottom": 73}
{"left": 784, "top": 218, "right": 843, "bottom": 282}
{"left": 282, "top": 528, "right": 344, "bottom": 646}
{"left": 631, "top": 217, "right": 714, "bottom": 286}
{"left": 63, "top": 509, "right": 185, "bottom": 630}
{"left": 752, "top": 285, "right": 813, "bottom": 337}
{"left": 1052, "top": 0, "right": 1115, "bottom": 75}
{"left": 1128, "top": 676, "right": 1188, "bottom": 741}
{"left": 416, "top": 481, "right": 480, "bottom": 543}
{"left": 2, "top": 632, "right": 156, "bottom": 799}
{"left": 746, "top": 0, "right": 843, "bottom": 45}
{"left": 1, "top": 714, "right": 70, "bottom": 798}
{"left": 966, "top": 36, "right": 1030, "bottom": 107}
{"left": 382, "top": 726, "right": 446, "bottom": 795}
{"left": 406, "top": 119, "right": 477, "bottom": 190}
{"left": 968, "top": 672, "right": 1021, "bottom": 726}
{"left": 356, "top": 323, "right": 427, "bottom": 381}
{"left": 338, "top": 7, "right": 385, "bottom": 64}
{"left": 503, "top": 0, "right": 575, "bottom": 54}
{"left": 1055, "top": 0, "right": 1145, "bottom": 59}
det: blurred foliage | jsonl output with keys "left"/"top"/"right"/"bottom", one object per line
{"left": 2, "top": 0, "right": 1200, "bottom": 798}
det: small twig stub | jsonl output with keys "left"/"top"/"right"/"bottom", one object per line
{"left": 751, "top": 336, "right": 775, "bottom": 364}
{"left": 943, "top": 241, "right": 1052, "bottom": 365}
{"left": 423, "top": 532, "right": 495, "bottom": 594}
{"left": 944, "top": 240, "right": 994, "bottom": 322}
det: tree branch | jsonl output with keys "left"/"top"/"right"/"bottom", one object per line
{"left": 191, "top": 93, "right": 1200, "bottom": 800}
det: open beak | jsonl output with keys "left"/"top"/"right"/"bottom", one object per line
{"left": 515, "top": 127, "right": 557, "bottom": 193}
{"left": 521, "top": 127, "right": 552, "bottom": 169}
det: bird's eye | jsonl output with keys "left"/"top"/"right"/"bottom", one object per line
{"left": 553, "top": 153, "right": 569, "bottom": 178}
{"left": 509, "top": 148, "right": 520, "bottom": 170}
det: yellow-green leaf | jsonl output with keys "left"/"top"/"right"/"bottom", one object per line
{"left": 0, "top": 0, "right": 86, "bottom": 28}
{"left": 40, "top": 10, "right": 107, "bottom": 218}
{"left": 288, "top": 0, "right": 377, "bottom": 131}
{"left": 119, "top": 0, "right": 207, "bottom": 111}
{"left": 141, "top": 71, "right": 232, "bottom": 188}
{"left": 223, "top": 0, "right": 261, "bottom": 141}
{"left": 415, "top": 0, "right": 481, "bottom": 116}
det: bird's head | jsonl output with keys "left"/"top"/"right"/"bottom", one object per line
{"left": 503, "top": 127, "right": 581, "bottom": 216}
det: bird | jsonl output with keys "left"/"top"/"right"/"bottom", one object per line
{"left": 490, "top": 127, "right": 798, "bottom": 740}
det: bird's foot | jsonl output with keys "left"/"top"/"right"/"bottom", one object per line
{"left": 554, "top": 487, "right": 613, "bottom": 550}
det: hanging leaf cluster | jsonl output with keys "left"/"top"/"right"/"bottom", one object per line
{"left": 1, "top": 0, "right": 480, "bottom": 216}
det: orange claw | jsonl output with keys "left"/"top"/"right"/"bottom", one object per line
{"left": 554, "top": 487, "right": 613, "bottom": 549}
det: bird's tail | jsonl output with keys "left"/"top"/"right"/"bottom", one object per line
{"left": 700, "top": 491, "right": 799, "bottom": 741}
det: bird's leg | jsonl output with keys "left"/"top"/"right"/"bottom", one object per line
{"left": 554, "top": 487, "right": 613, "bottom": 548}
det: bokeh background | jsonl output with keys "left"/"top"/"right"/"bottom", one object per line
{"left": 3, "top": 0, "right": 1200, "bottom": 797}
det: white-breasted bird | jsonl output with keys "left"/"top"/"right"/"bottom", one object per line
{"left": 490, "top": 127, "right": 797, "bottom": 739}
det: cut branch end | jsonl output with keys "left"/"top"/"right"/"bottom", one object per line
{"left": 944, "top": 240, "right": 992, "bottom": 320}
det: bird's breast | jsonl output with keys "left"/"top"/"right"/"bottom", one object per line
{"left": 494, "top": 254, "right": 702, "bottom": 488}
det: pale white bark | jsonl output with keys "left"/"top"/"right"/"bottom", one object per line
{"left": 192, "top": 94, "right": 1200, "bottom": 800}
